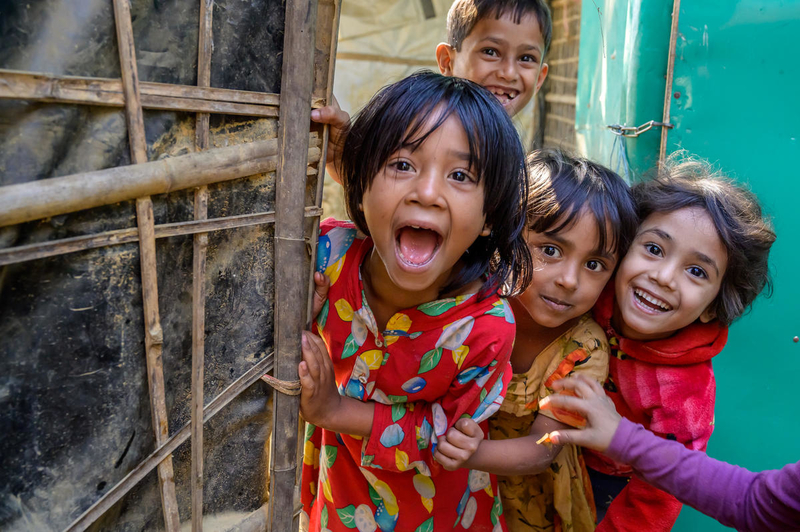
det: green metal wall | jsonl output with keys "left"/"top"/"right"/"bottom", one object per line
{"left": 576, "top": 1, "right": 800, "bottom": 530}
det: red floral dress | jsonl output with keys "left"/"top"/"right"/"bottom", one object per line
{"left": 300, "top": 220, "right": 515, "bottom": 532}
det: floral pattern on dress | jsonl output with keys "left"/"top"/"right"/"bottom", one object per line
{"left": 301, "top": 219, "right": 515, "bottom": 532}
{"left": 489, "top": 314, "right": 609, "bottom": 532}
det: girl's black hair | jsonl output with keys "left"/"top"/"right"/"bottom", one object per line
{"left": 527, "top": 149, "right": 638, "bottom": 261}
{"left": 340, "top": 70, "right": 532, "bottom": 297}
{"left": 633, "top": 153, "right": 776, "bottom": 325}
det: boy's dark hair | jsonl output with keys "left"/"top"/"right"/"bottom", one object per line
{"left": 447, "top": 0, "right": 552, "bottom": 55}
{"left": 632, "top": 154, "right": 776, "bottom": 325}
{"left": 527, "top": 149, "right": 638, "bottom": 262}
{"left": 340, "top": 70, "right": 532, "bottom": 298}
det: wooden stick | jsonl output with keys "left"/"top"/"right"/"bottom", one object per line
{"left": 192, "top": 1, "right": 214, "bottom": 529}
{"left": 0, "top": 69, "right": 326, "bottom": 116}
{"left": 64, "top": 352, "right": 276, "bottom": 532}
{"left": 659, "top": 0, "right": 681, "bottom": 163}
{"left": 113, "top": 0, "right": 180, "bottom": 530}
{"left": 270, "top": 0, "right": 319, "bottom": 530}
{"left": 0, "top": 207, "right": 323, "bottom": 267}
{"left": 0, "top": 136, "right": 321, "bottom": 227}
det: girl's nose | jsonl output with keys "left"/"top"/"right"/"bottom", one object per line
{"left": 412, "top": 171, "right": 444, "bottom": 207}
{"left": 556, "top": 262, "right": 579, "bottom": 291}
{"left": 652, "top": 261, "right": 678, "bottom": 289}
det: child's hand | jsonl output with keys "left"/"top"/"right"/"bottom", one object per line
{"left": 538, "top": 374, "right": 621, "bottom": 452}
{"left": 310, "top": 272, "right": 331, "bottom": 322}
{"left": 433, "top": 418, "right": 484, "bottom": 471}
{"left": 299, "top": 331, "right": 341, "bottom": 428}
{"left": 310, "top": 95, "right": 349, "bottom": 185}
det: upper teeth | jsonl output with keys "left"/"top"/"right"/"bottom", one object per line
{"left": 491, "top": 89, "right": 517, "bottom": 99}
{"left": 635, "top": 289, "right": 671, "bottom": 311}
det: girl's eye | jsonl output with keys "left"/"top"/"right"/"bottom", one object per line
{"left": 390, "top": 160, "right": 413, "bottom": 172}
{"left": 520, "top": 54, "right": 538, "bottom": 63}
{"left": 450, "top": 170, "right": 474, "bottom": 183}
{"left": 687, "top": 266, "right": 708, "bottom": 279}
{"left": 541, "top": 245, "right": 560, "bottom": 258}
{"left": 645, "top": 243, "right": 663, "bottom": 257}
{"left": 586, "top": 260, "right": 605, "bottom": 272}
{"left": 481, "top": 48, "right": 499, "bottom": 57}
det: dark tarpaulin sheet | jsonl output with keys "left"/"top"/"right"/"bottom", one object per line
{"left": 0, "top": 0, "right": 288, "bottom": 530}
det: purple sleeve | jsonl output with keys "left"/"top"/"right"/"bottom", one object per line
{"left": 605, "top": 418, "right": 800, "bottom": 532}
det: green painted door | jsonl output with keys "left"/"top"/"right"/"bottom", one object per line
{"left": 577, "top": 1, "right": 800, "bottom": 530}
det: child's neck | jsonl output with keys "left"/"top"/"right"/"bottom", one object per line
{"left": 362, "top": 250, "right": 445, "bottom": 331}
{"left": 509, "top": 298, "right": 579, "bottom": 374}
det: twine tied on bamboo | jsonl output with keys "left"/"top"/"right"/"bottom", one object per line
{"left": 260, "top": 373, "right": 302, "bottom": 396}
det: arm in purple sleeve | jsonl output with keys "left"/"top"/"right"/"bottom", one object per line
{"left": 605, "top": 418, "right": 800, "bottom": 532}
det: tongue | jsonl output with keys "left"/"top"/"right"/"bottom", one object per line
{"left": 398, "top": 227, "right": 438, "bottom": 265}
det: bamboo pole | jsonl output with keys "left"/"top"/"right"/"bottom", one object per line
{"left": 0, "top": 207, "right": 322, "bottom": 267}
{"left": 0, "top": 136, "right": 321, "bottom": 228}
{"left": 192, "top": 1, "right": 214, "bottom": 530}
{"left": 659, "top": 0, "right": 681, "bottom": 163}
{"left": 270, "top": 0, "right": 319, "bottom": 530}
{"left": 112, "top": 0, "right": 180, "bottom": 530}
{"left": 0, "top": 69, "right": 325, "bottom": 116}
{"left": 64, "top": 352, "right": 277, "bottom": 532}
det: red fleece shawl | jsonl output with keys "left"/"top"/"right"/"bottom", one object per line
{"left": 586, "top": 284, "right": 728, "bottom": 532}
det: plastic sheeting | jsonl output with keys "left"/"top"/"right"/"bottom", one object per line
{"left": 0, "top": 1, "right": 287, "bottom": 530}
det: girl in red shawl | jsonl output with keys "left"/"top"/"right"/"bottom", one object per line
{"left": 297, "top": 71, "right": 534, "bottom": 532}
{"left": 584, "top": 154, "right": 776, "bottom": 532}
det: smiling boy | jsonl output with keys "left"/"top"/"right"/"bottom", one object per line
{"left": 313, "top": 0, "right": 552, "bottom": 182}
{"left": 436, "top": 0, "right": 551, "bottom": 118}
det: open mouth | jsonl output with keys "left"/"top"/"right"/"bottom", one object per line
{"left": 488, "top": 87, "right": 518, "bottom": 106}
{"left": 634, "top": 288, "right": 673, "bottom": 312}
{"left": 395, "top": 225, "right": 442, "bottom": 267}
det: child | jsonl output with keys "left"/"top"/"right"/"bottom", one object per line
{"left": 539, "top": 374, "right": 800, "bottom": 532}
{"left": 433, "top": 150, "right": 638, "bottom": 532}
{"left": 582, "top": 155, "right": 776, "bottom": 531}
{"left": 312, "top": 0, "right": 552, "bottom": 180}
{"left": 298, "top": 71, "right": 533, "bottom": 532}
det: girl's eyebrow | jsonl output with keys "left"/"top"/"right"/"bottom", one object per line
{"left": 449, "top": 149, "right": 471, "bottom": 161}
{"left": 639, "top": 228, "right": 672, "bottom": 241}
{"left": 692, "top": 251, "right": 720, "bottom": 277}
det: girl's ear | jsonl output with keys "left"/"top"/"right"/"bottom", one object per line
{"left": 436, "top": 43, "right": 456, "bottom": 76}
{"left": 699, "top": 305, "right": 716, "bottom": 323}
{"left": 480, "top": 224, "right": 491, "bottom": 237}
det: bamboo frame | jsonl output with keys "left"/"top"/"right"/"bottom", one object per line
{"left": 0, "top": 1, "right": 336, "bottom": 530}
{"left": 0, "top": 206, "right": 322, "bottom": 267}
{"left": 659, "top": 0, "right": 681, "bottom": 162}
{"left": 269, "top": 0, "right": 319, "bottom": 529}
{"left": 0, "top": 136, "right": 320, "bottom": 227}
{"left": 192, "top": 1, "right": 214, "bottom": 528}
{"left": 65, "top": 352, "right": 276, "bottom": 532}
{"left": 0, "top": 69, "right": 326, "bottom": 116}
{"left": 112, "top": 0, "right": 181, "bottom": 529}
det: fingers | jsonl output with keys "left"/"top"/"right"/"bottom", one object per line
{"left": 301, "top": 331, "right": 329, "bottom": 381}
{"left": 548, "top": 429, "right": 584, "bottom": 447}
{"left": 454, "top": 417, "right": 484, "bottom": 439}
{"left": 539, "top": 393, "right": 590, "bottom": 418}
{"left": 310, "top": 103, "right": 350, "bottom": 128}
{"left": 434, "top": 432, "right": 477, "bottom": 471}
{"left": 550, "top": 373, "right": 601, "bottom": 398}
{"left": 311, "top": 272, "right": 331, "bottom": 320}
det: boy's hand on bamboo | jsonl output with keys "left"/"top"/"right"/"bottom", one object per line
{"left": 310, "top": 95, "right": 349, "bottom": 185}
{"left": 433, "top": 418, "right": 484, "bottom": 471}
{"left": 538, "top": 374, "right": 621, "bottom": 452}
{"left": 311, "top": 272, "right": 331, "bottom": 321}
{"left": 299, "top": 331, "right": 341, "bottom": 428}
